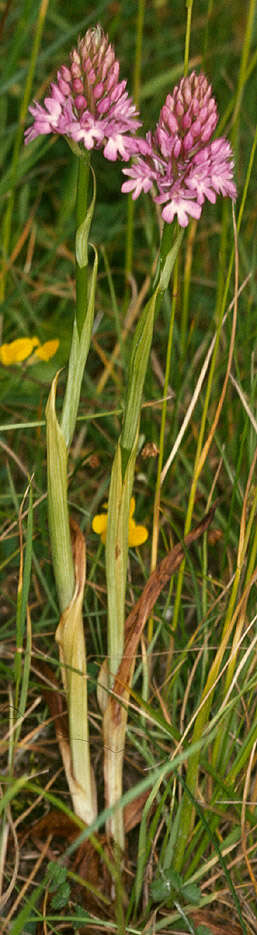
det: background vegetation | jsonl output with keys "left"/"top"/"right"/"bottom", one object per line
{"left": 1, "top": 0, "right": 257, "bottom": 932}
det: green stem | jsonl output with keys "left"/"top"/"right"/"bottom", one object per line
{"left": 180, "top": 220, "right": 196, "bottom": 359}
{"left": 133, "top": 0, "right": 146, "bottom": 108}
{"left": 184, "top": 0, "right": 194, "bottom": 77}
{"left": 214, "top": 199, "right": 230, "bottom": 326}
{"left": 148, "top": 260, "right": 178, "bottom": 644}
{"left": 158, "top": 221, "right": 181, "bottom": 286}
{"left": 203, "top": 0, "right": 214, "bottom": 71}
{"left": 75, "top": 154, "right": 90, "bottom": 337}
{"left": 60, "top": 156, "right": 97, "bottom": 449}
{"left": 121, "top": 224, "right": 183, "bottom": 473}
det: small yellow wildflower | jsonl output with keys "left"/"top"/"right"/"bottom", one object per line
{"left": 0, "top": 336, "right": 39, "bottom": 366}
{"left": 34, "top": 339, "right": 59, "bottom": 361}
{"left": 92, "top": 497, "right": 148, "bottom": 547}
{"left": 0, "top": 336, "right": 59, "bottom": 366}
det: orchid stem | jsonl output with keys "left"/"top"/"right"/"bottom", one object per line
{"left": 76, "top": 154, "right": 90, "bottom": 337}
{"left": 148, "top": 259, "right": 178, "bottom": 645}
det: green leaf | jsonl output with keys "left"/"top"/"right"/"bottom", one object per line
{"left": 105, "top": 439, "right": 138, "bottom": 678}
{"left": 150, "top": 869, "right": 201, "bottom": 907}
{"left": 183, "top": 882, "right": 201, "bottom": 905}
{"left": 46, "top": 372, "right": 75, "bottom": 612}
{"left": 46, "top": 861, "right": 67, "bottom": 891}
{"left": 165, "top": 869, "right": 182, "bottom": 892}
{"left": 150, "top": 876, "right": 172, "bottom": 901}
{"left": 14, "top": 482, "right": 33, "bottom": 693}
{"left": 158, "top": 227, "right": 183, "bottom": 295}
{"left": 50, "top": 882, "right": 70, "bottom": 909}
{"left": 61, "top": 245, "right": 98, "bottom": 448}
{"left": 120, "top": 289, "right": 157, "bottom": 463}
{"left": 75, "top": 167, "right": 96, "bottom": 268}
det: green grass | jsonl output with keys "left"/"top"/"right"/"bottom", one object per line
{"left": 1, "top": 0, "right": 257, "bottom": 932}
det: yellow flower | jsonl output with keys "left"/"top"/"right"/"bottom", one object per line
{"left": 34, "top": 339, "right": 59, "bottom": 361}
{"left": 92, "top": 496, "right": 148, "bottom": 547}
{"left": 0, "top": 336, "right": 59, "bottom": 366}
{"left": 0, "top": 336, "right": 39, "bottom": 365}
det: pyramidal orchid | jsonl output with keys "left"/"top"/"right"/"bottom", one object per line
{"left": 122, "top": 71, "right": 237, "bottom": 226}
{"left": 25, "top": 26, "right": 141, "bottom": 161}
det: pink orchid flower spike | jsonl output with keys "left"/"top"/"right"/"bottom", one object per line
{"left": 25, "top": 25, "right": 141, "bottom": 162}
{"left": 122, "top": 71, "right": 237, "bottom": 226}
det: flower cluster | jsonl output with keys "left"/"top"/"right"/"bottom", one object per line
{"left": 25, "top": 26, "right": 141, "bottom": 162}
{"left": 122, "top": 71, "right": 237, "bottom": 226}
{"left": 0, "top": 336, "right": 59, "bottom": 366}
{"left": 92, "top": 497, "right": 148, "bottom": 547}
{"left": 25, "top": 27, "right": 237, "bottom": 223}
